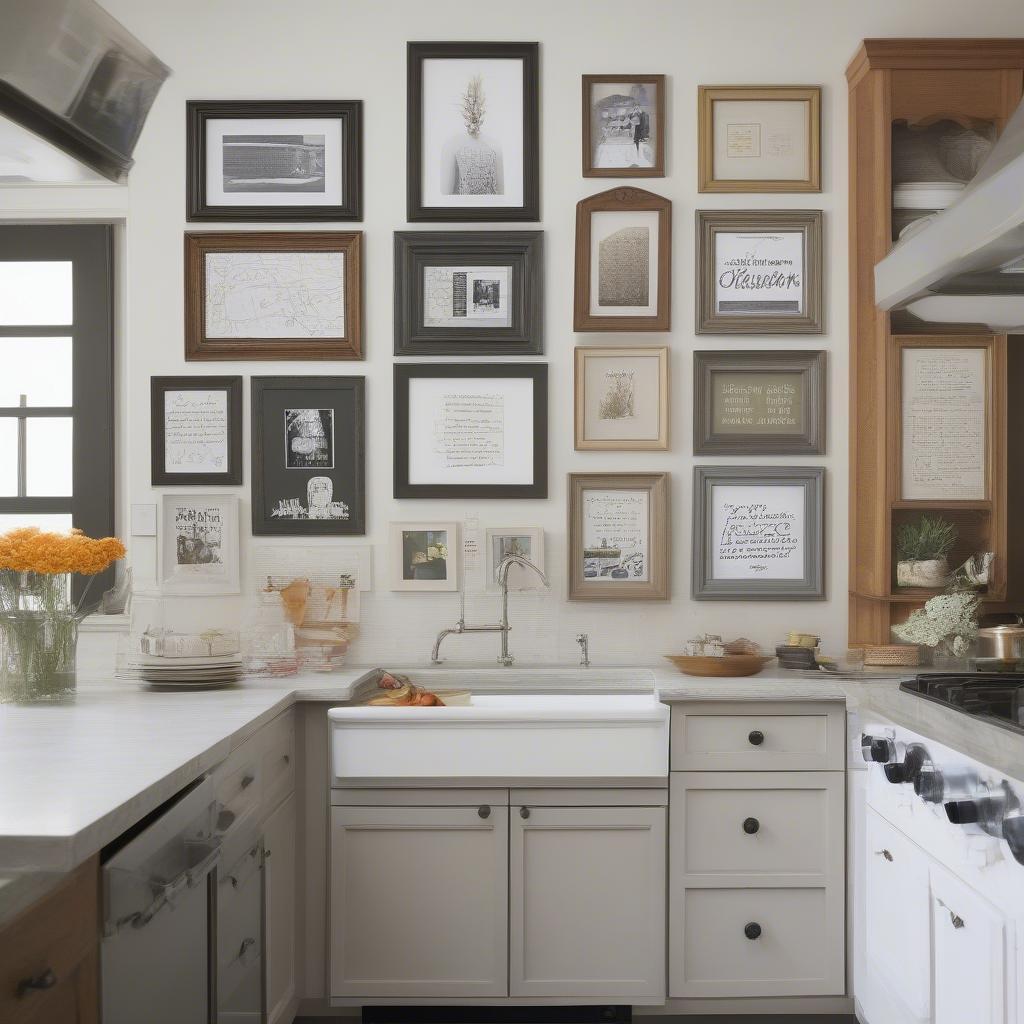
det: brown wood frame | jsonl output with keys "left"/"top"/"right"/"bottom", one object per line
{"left": 184, "top": 231, "right": 362, "bottom": 361}
{"left": 567, "top": 472, "right": 670, "bottom": 601}
{"left": 697, "top": 85, "right": 821, "bottom": 193}
{"left": 582, "top": 74, "right": 665, "bottom": 178}
{"left": 696, "top": 209, "right": 823, "bottom": 335}
{"left": 574, "top": 187, "right": 671, "bottom": 332}
{"left": 574, "top": 346, "right": 669, "bottom": 451}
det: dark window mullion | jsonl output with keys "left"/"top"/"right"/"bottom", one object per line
{"left": 16, "top": 395, "right": 25, "bottom": 498}
{"left": 0, "top": 326, "right": 75, "bottom": 338}
{"left": 0, "top": 407, "right": 75, "bottom": 418}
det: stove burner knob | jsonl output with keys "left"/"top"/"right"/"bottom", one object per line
{"left": 915, "top": 766, "right": 944, "bottom": 803}
{"left": 1003, "top": 816, "right": 1024, "bottom": 866}
{"left": 945, "top": 799, "right": 981, "bottom": 825}
{"left": 884, "top": 762, "right": 912, "bottom": 784}
{"left": 862, "top": 735, "right": 895, "bottom": 763}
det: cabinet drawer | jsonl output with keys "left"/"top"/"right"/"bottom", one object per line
{"left": 670, "top": 886, "right": 844, "bottom": 997}
{"left": 671, "top": 772, "right": 844, "bottom": 882}
{"left": 670, "top": 701, "right": 845, "bottom": 771}
{"left": 216, "top": 755, "right": 261, "bottom": 833}
{"left": 262, "top": 728, "right": 295, "bottom": 814}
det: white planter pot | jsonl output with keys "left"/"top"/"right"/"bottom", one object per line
{"left": 896, "top": 557, "right": 949, "bottom": 589}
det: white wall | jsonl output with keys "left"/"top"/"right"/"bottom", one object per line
{"left": 6, "top": 0, "right": 1024, "bottom": 667}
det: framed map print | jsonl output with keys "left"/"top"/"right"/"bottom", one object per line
{"left": 394, "top": 230, "right": 543, "bottom": 355}
{"left": 184, "top": 231, "right": 362, "bottom": 360}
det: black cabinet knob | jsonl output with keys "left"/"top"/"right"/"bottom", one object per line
{"left": 742, "top": 817, "right": 760, "bottom": 834}
{"left": 17, "top": 968, "right": 57, "bottom": 998}
{"left": 477, "top": 805, "right": 491, "bottom": 819}
{"left": 744, "top": 922, "right": 762, "bottom": 940}
{"left": 520, "top": 806, "right": 531, "bottom": 819}
{"left": 748, "top": 730, "right": 765, "bottom": 746}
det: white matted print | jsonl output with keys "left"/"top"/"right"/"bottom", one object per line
{"left": 589, "top": 209, "right": 659, "bottom": 317}
{"left": 714, "top": 230, "right": 804, "bottom": 317}
{"left": 420, "top": 57, "right": 525, "bottom": 209}
{"left": 712, "top": 98, "right": 810, "bottom": 182}
{"left": 406, "top": 375, "right": 535, "bottom": 486}
{"left": 709, "top": 483, "right": 805, "bottom": 581}
{"left": 577, "top": 346, "right": 667, "bottom": 449}
{"left": 205, "top": 117, "right": 344, "bottom": 206}
{"left": 163, "top": 388, "right": 228, "bottom": 474}
{"left": 581, "top": 489, "right": 650, "bottom": 584}
{"left": 389, "top": 522, "right": 460, "bottom": 592}
{"left": 484, "top": 527, "right": 544, "bottom": 592}
{"left": 160, "top": 494, "right": 240, "bottom": 595}
{"left": 423, "top": 265, "right": 511, "bottom": 328}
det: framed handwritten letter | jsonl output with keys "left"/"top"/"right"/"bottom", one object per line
{"left": 568, "top": 472, "right": 669, "bottom": 601}
{"left": 696, "top": 210, "right": 822, "bottom": 334}
{"left": 692, "top": 466, "right": 824, "bottom": 600}
{"left": 151, "top": 376, "right": 242, "bottom": 485}
{"left": 394, "top": 363, "right": 547, "bottom": 499}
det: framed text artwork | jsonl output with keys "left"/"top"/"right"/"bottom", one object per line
{"left": 159, "top": 493, "right": 240, "bottom": 596}
{"left": 582, "top": 74, "right": 665, "bottom": 178}
{"left": 184, "top": 231, "right": 363, "bottom": 361}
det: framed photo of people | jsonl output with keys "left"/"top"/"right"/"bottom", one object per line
{"left": 582, "top": 74, "right": 665, "bottom": 177}
{"left": 250, "top": 376, "right": 365, "bottom": 536}
{"left": 394, "top": 230, "right": 543, "bottom": 356}
{"left": 407, "top": 41, "right": 540, "bottom": 222}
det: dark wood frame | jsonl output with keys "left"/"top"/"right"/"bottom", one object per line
{"left": 574, "top": 187, "right": 672, "bottom": 332}
{"left": 184, "top": 231, "right": 363, "bottom": 361}
{"left": 693, "top": 350, "right": 826, "bottom": 455}
{"left": 394, "top": 231, "right": 543, "bottom": 356}
{"left": 150, "top": 375, "right": 243, "bottom": 485}
{"left": 186, "top": 100, "right": 363, "bottom": 221}
{"left": 394, "top": 363, "right": 547, "bottom": 499}
{"left": 696, "top": 209, "right": 823, "bottom": 334}
{"left": 692, "top": 465, "right": 825, "bottom": 601}
{"left": 582, "top": 74, "right": 666, "bottom": 177}
{"left": 406, "top": 41, "right": 540, "bottom": 222}
{"left": 567, "top": 472, "right": 670, "bottom": 601}
{"left": 250, "top": 375, "right": 365, "bottom": 536}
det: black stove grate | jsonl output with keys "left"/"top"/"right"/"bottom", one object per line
{"left": 899, "top": 674, "right": 1024, "bottom": 734}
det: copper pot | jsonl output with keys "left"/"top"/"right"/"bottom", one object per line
{"left": 977, "top": 617, "right": 1024, "bottom": 660}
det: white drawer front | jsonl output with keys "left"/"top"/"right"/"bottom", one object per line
{"left": 262, "top": 728, "right": 295, "bottom": 813}
{"left": 671, "top": 886, "right": 845, "bottom": 997}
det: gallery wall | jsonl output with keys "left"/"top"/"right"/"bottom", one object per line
{"left": 7, "top": 0, "right": 1024, "bottom": 667}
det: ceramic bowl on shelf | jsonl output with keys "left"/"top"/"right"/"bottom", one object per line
{"left": 664, "top": 654, "right": 773, "bottom": 678}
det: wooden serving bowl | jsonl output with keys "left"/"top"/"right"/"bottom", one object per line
{"left": 664, "top": 654, "right": 774, "bottom": 677}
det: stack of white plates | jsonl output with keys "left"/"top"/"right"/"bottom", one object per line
{"left": 133, "top": 654, "right": 245, "bottom": 689}
{"left": 892, "top": 180, "right": 965, "bottom": 210}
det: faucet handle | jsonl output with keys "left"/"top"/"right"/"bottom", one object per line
{"left": 576, "top": 633, "right": 591, "bottom": 667}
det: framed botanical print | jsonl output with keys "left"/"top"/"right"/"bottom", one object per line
{"left": 575, "top": 187, "right": 671, "bottom": 332}
{"left": 389, "top": 522, "right": 460, "bottom": 592}
{"left": 484, "top": 527, "right": 545, "bottom": 592}
{"left": 698, "top": 86, "right": 821, "bottom": 193}
{"left": 250, "top": 376, "right": 365, "bottom": 536}
{"left": 394, "top": 363, "right": 547, "bottom": 499}
{"left": 696, "top": 210, "right": 822, "bottom": 334}
{"left": 574, "top": 346, "right": 669, "bottom": 451}
{"left": 407, "top": 41, "right": 540, "bottom": 222}
{"left": 186, "top": 100, "right": 362, "bottom": 221}
{"left": 693, "top": 350, "right": 825, "bottom": 455}
{"left": 692, "top": 465, "right": 824, "bottom": 600}
{"left": 568, "top": 472, "right": 669, "bottom": 601}
{"left": 394, "top": 231, "right": 543, "bottom": 356}
{"left": 185, "top": 231, "right": 362, "bottom": 361}
{"left": 159, "top": 493, "right": 240, "bottom": 595}
{"left": 150, "top": 376, "right": 242, "bottom": 485}
{"left": 582, "top": 75, "right": 665, "bottom": 177}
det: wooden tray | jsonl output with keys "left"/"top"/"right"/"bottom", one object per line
{"left": 664, "top": 654, "right": 773, "bottom": 677}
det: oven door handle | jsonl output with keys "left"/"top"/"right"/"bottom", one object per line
{"left": 120, "top": 841, "right": 222, "bottom": 932}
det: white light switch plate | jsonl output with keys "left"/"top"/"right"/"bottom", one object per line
{"left": 131, "top": 503, "right": 157, "bottom": 536}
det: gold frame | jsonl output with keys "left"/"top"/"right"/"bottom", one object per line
{"left": 698, "top": 85, "right": 821, "bottom": 193}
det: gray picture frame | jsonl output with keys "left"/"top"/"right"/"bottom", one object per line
{"left": 692, "top": 465, "right": 824, "bottom": 601}
{"left": 693, "top": 350, "right": 826, "bottom": 455}
{"left": 394, "top": 231, "right": 543, "bottom": 356}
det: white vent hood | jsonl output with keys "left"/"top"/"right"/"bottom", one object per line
{"left": 874, "top": 94, "right": 1024, "bottom": 328}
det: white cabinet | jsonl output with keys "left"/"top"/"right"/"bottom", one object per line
{"left": 263, "top": 792, "right": 297, "bottom": 1024}
{"left": 508, "top": 804, "right": 665, "bottom": 1003}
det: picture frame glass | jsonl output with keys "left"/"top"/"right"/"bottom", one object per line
{"left": 160, "top": 495, "right": 239, "bottom": 594}
{"left": 204, "top": 117, "right": 345, "bottom": 206}
{"left": 401, "top": 527, "right": 451, "bottom": 582}
{"left": 709, "top": 483, "right": 806, "bottom": 581}
{"left": 582, "top": 350, "right": 663, "bottom": 443}
{"left": 713, "top": 229, "right": 804, "bottom": 317}
{"left": 589, "top": 209, "right": 659, "bottom": 317}
{"left": 710, "top": 369, "right": 805, "bottom": 437}
{"left": 420, "top": 56, "right": 525, "bottom": 209}
{"left": 581, "top": 488, "right": 650, "bottom": 584}
{"left": 423, "top": 263, "right": 512, "bottom": 328}
{"left": 711, "top": 98, "right": 810, "bottom": 181}
{"left": 588, "top": 81, "right": 659, "bottom": 171}
{"left": 162, "top": 387, "right": 230, "bottom": 475}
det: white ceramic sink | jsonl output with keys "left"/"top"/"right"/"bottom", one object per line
{"left": 328, "top": 688, "right": 669, "bottom": 784}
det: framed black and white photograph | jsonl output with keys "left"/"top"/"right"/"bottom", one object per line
{"left": 693, "top": 350, "right": 826, "bottom": 455}
{"left": 583, "top": 75, "right": 665, "bottom": 177}
{"left": 159, "top": 493, "right": 240, "bottom": 596}
{"left": 407, "top": 42, "right": 539, "bottom": 222}
{"left": 394, "top": 363, "right": 547, "bottom": 499}
{"left": 389, "top": 522, "right": 460, "bottom": 592}
{"left": 484, "top": 526, "right": 545, "bottom": 592}
{"left": 186, "top": 101, "right": 362, "bottom": 221}
{"left": 696, "top": 210, "right": 823, "bottom": 334}
{"left": 692, "top": 465, "right": 824, "bottom": 600}
{"left": 251, "top": 376, "right": 365, "bottom": 536}
{"left": 394, "top": 231, "right": 543, "bottom": 356}
{"left": 150, "top": 375, "right": 242, "bottom": 485}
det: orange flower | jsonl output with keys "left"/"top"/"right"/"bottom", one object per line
{"left": 0, "top": 527, "right": 126, "bottom": 576}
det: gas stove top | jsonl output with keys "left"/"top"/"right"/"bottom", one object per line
{"left": 899, "top": 673, "right": 1024, "bottom": 735}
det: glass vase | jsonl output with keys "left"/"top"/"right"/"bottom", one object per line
{"left": 0, "top": 571, "right": 78, "bottom": 702}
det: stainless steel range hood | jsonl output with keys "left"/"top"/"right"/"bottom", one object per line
{"left": 875, "top": 93, "right": 1024, "bottom": 331}
{"left": 0, "top": 0, "right": 169, "bottom": 184}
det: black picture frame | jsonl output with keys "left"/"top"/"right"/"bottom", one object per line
{"left": 407, "top": 42, "right": 540, "bottom": 222}
{"left": 394, "top": 231, "right": 543, "bottom": 356}
{"left": 151, "top": 375, "right": 243, "bottom": 485}
{"left": 186, "top": 100, "right": 363, "bottom": 222}
{"left": 251, "top": 376, "right": 365, "bottom": 536}
{"left": 394, "top": 363, "right": 547, "bottom": 499}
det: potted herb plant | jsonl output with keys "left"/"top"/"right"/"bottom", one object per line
{"left": 895, "top": 514, "right": 957, "bottom": 589}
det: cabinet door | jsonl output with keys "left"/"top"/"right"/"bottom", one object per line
{"left": 263, "top": 792, "right": 297, "bottom": 1024}
{"left": 931, "top": 865, "right": 1008, "bottom": 1024}
{"left": 330, "top": 803, "right": 508, "bottom": 999}
{"left": 509, "top": 805, "right": 665, "bottom": 1003}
